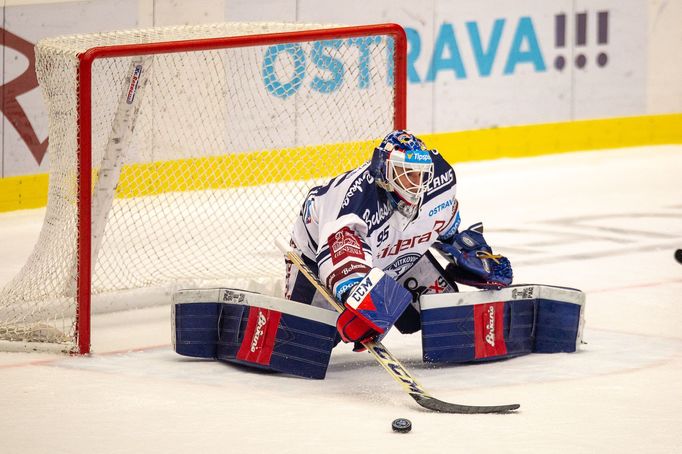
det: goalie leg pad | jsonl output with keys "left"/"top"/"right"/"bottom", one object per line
{"left": 534, "top": 297, "right": 585, "bottom": 353}
{"left": 420, "top": 298, "right": 535, "bottom": 363}
{"left": 173, "top": 289, "right": 339, "bottom": 379}
{"left": 172, "top": 302, "right": 220, "bottom": 359}
{"left": 419, "top": 285, "right": 585, "bottom": 363}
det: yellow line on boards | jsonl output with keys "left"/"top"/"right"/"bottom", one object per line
{"left": 1, "top": 114, "right": 680, "bottom": 212}
{"left": 0, "top": 173, "right": 50, "bottom": 212}
{"left": 421, "top": 113, "right": 682, "bottom": 164}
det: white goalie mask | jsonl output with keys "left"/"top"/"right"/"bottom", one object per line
{"left": 370, "top": 131, "right": 434, "bottom": 216}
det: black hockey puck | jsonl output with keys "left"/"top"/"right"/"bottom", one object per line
{"left": 392, "top": 418, "right": 412, "bottom": 433}
{"left": 675, "top": 249, "right": 682, "bottom": 264}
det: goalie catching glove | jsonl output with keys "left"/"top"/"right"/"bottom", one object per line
{"left": 336, "top": 268, "right": 412, "bottom": 347}
{"left": 433, "top": 222, "right": 513, "bottom": 290}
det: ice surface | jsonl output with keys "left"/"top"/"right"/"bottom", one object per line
{"left": 1, "top": 145, "right": 681, "bottom": 453}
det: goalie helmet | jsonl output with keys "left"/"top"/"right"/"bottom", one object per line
{"left": 370, "top": 130, "right": 434, "bottom": 217}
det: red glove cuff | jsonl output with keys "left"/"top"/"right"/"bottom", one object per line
{"left": 336, "top": 305, "right": 385, "bottom": 344}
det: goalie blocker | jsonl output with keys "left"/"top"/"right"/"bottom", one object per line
{"left": 172, "top": 289, "right": 338, "bottom": 379}
{"left": 420, "top": 284, "right": 585, "bottom": 363}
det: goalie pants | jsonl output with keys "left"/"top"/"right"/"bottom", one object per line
{"left": 285, "top": 252, "right": 332, "bottom": 309}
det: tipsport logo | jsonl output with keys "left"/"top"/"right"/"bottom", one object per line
{"left": 405, "top": 150, "right": 431, "bottom": 163}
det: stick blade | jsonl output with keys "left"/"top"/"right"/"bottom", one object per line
{"left": 411, "top": 394, "right": 520, "bottom": 414}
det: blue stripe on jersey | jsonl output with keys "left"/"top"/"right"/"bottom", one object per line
{"left": 305, "top": 227, "right": 319, "bottom": 254}
{"left": 317, "top": 248, "right": 331, "bottom": 267}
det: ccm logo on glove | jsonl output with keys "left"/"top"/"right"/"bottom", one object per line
{"left": 346, "top": 269, "right": 383, "bottom": 309}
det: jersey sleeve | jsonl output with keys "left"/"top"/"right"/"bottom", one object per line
{"left": 437, "top": 196, "right": 461, "bottom": 243}
{"left": 316, "top": 214, "right": 373, "bottom": 301}
{"left": 429, "top": 153, "right": 460, "bottom": 243}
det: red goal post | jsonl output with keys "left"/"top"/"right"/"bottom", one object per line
{"left": 0, "top": 23, "right": 407, "bottom": 354}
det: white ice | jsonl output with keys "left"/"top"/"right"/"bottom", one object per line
{"left": 1, "top": 145, "right": 681, "bottom": 453}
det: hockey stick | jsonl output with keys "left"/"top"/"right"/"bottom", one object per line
{"left": 277, "top": 241, "right": 520, "bottom": 414}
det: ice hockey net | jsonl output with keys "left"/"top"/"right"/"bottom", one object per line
{"left": 0, "top": 22, "right": 406, "bottom": 353}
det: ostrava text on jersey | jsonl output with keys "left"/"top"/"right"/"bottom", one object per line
{"left": 291, "top": 150, "right": 460, "bottom": 301}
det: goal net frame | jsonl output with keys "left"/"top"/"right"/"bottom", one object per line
{"left": 12, "top": 23, "right": 406, "bottom": 355}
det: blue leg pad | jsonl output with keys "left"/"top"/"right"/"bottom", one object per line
{"left": 420, "top": 299, "right": 534, "bottom": 363}
{"left": 215, "top": 303, "right": 338, "bottom": 379}
{"left": 172, "top": 302, "right": 220, "bottom": 359}
{"left": 173, "top": 289, "right": 338, "bottom": 379}
{"left": 534, "top": 298, "right": 583, "bottom": 353}
{"left": 420, "top": 285, "right": 585, "bottom": 363}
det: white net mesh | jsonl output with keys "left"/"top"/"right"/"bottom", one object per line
{"left": 0, "top": 23, "right": 401, "bottom": 351}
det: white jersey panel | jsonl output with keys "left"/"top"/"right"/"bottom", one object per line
{"left": 290, "top": 152, "right": 459, "bottom": 298}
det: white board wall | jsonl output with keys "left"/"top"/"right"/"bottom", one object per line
{"left": 0, "top": 0, "right": 680, "bottom": 177}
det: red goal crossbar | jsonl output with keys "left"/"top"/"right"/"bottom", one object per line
{"left": 75, "top": 24, "right": 407, "bottom": 354}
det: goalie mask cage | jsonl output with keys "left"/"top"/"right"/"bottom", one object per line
{"left": 0, "top": 22, "right": 406, "bottom": 354}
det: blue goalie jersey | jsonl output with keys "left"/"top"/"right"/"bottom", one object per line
{"left": 289, "top": 150, "right": 460, "bottom": 303}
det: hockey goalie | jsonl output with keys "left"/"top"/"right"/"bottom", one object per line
{"left": 172, "top": 130, "right": 585, "bottom": 379}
